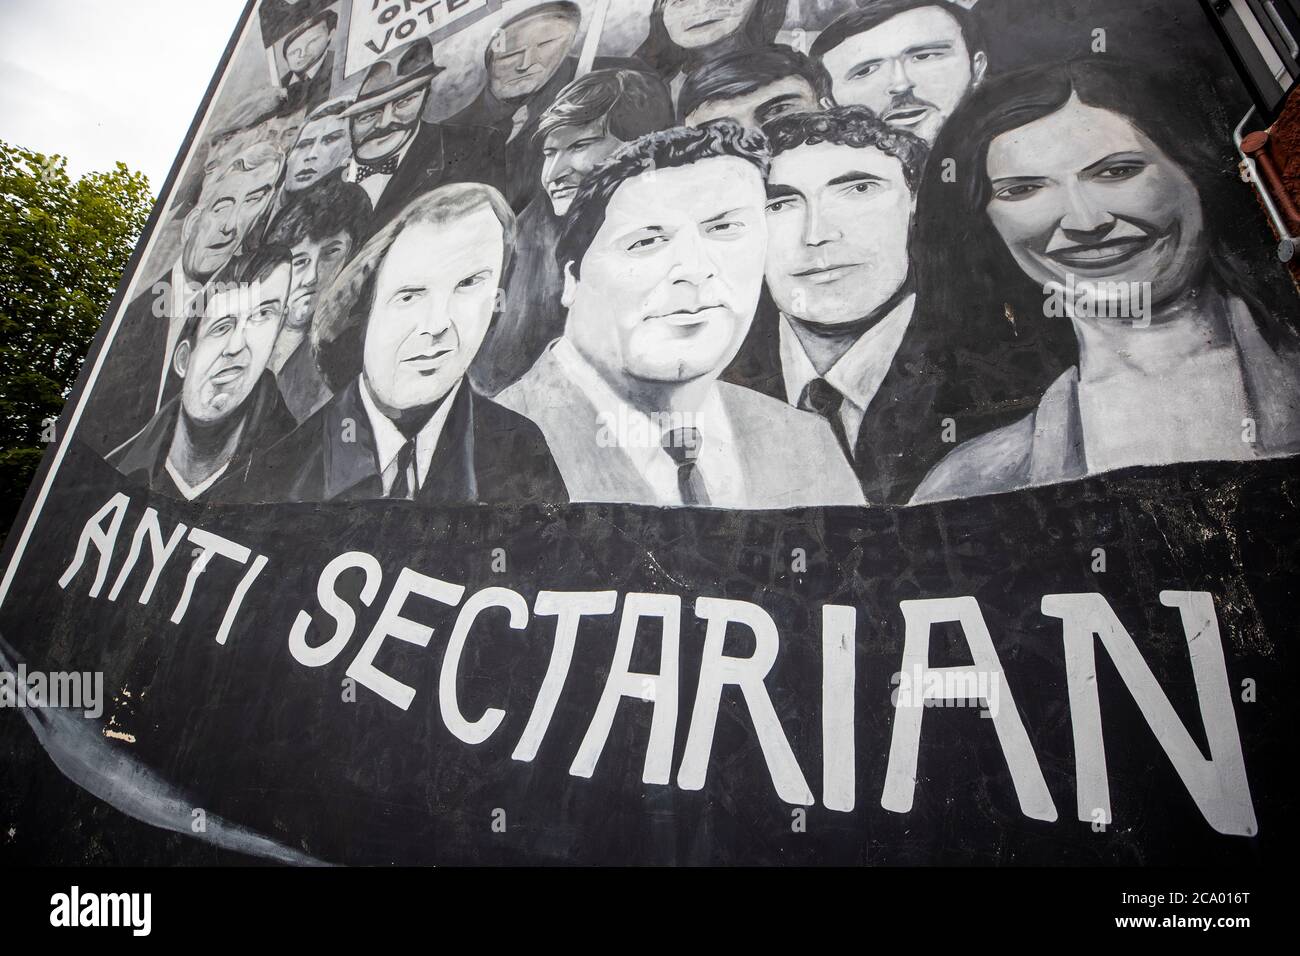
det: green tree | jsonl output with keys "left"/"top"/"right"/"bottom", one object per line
{"left": 0, "top": 141, "right": 152, "bottom": 542}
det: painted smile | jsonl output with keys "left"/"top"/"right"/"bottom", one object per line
{"left": 294, "top": 167, "right": 318, "bottom": 182}
{"left": 1046, "top": 236, "right": 1157, "bottom": 271}
{"left": 688, "top": 18, "right": 724, "bottom": 31}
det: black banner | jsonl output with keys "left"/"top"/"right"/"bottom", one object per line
{"left": 2, "top": 440, "right": 1293, "bottom": 865}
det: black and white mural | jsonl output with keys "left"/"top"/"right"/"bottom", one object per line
{"left": 2, "top": 0, "right": 1298, "bottom": 866}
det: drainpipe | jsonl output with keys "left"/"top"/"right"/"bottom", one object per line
{"left": 1235, "top": 107, "right": 1297, "bottom": 261}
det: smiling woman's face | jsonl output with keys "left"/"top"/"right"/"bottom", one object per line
{"left": 984, "top": 95, "right": 1206, "bottom": 307}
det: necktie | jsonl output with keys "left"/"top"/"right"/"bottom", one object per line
{"left": 356, "top": 155, "right": 400, "bottom": 183}
{"left": 388, "top": 438, "right": 418, "bottom": 500}
{"left": 800, "top": 378, "right": 852, "bottom": 459}
{"left": 661, "top": 426, "right": 710, "bottom": 507}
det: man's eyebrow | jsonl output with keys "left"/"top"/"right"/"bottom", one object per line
{"left": 765, "top": 183, "right": 802, "bottom": 200}
{"left": 701, "top": 206, "right": 749, "bottom": 224}
{"left": 988, "top": 175, "right": 1046, "bottom": 185}
{"left": 758, "top": 93, "right": 805, "bottom": 112}
{"left": 826, "top": 171, "right": 888, "bottom": 187}
{"left": 845, "top": 56, "right": 885, "bottom": 75}
{"left": 903, "top": 40, "right": 956, "bottom": 55}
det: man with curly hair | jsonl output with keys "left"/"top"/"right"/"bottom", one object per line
{"left": 724, "top": 105, "right": 940, "bottom": 504}
{"left": 496, "top": 122, "right": 863, "bottom": 508}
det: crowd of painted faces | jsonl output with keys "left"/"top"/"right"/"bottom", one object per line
{"left": 79, "top": 0, "right": 1300, "bottom": 509}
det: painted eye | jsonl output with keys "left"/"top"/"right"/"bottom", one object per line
{"left": 850, "top": 63, "right": 882, "bottom": 80}
{"left": 627, "top": 235, "right": 666, "bottom": 251}
{"left": 765, "top": 198, "right": 796, "bottom": 214}
{"left": 993, "top": 183, "right": 1043, "bottom": 201}
{"left": 1097, "top": 162, "right": 1146, "bottom": 181}
{"left": 208, "top": 319, "right": 235, "bottom": 338}
{"left": 707, "top": 220, "right": 744, "bottom": 236}
{"left": 456, "top": 271, "right": 491, "bottom": 290}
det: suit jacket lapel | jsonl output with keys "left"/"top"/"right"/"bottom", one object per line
{"left": 526, "top": 347, "right": 657, "bottom": 503}
{"left": 321, "top": 380, "right": 384, "bottom": 500}
{"left": 417, "top": 381, "right": 477, "bottom": 504}
{"left": 374, "top": 123, "right": 444, "bottom": 224}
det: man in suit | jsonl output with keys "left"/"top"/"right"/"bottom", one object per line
{"left": 496, "top": 123, "right": 864, "bottom": 508}
{"left": 341, "top": 38, "right": 505, "bottom": 241}
{"left": 471, "top": 67, "right": 675, "bottom": 397}
{"left": 264, "top": 175, "right": 371, "bottom": 422}
{"left": 80, "top": 141, "right": 286, "bottom": 457}
{"left": 279, "top": 10, "right": 336, "bottom": 112}
{"left": 448, "top": 1, "right": 584, "bottom": 211}
{"left": 107, "top": 245, "right": 297, "bottom": 501}
{"left": 724, "top": 106, "right": 942, "bottom": 505}
{"left": 243, "top": 182, "right": 567, "bottom": 505}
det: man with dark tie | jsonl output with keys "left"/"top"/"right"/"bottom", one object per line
{"left": 241, "top": 183, "right": 567, "bottom": 505}
{"left": 279, "top": 9, "right": 337, "bottom": 111}
{"left": 724, "top": 106, "right": 944, "bottom": 504}
{"left": 340, "top": 39, "right": 505, "bottom": 240}
{"left": 496, "top": 122, "right": 863, "bottom": 508}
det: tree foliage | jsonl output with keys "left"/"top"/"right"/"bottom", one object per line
{"left": 1, "top": 141, "right": 153, "bottom": 540}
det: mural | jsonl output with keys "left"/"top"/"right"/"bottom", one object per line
{"left": 2, "top": 0, "right": 1299, "bottom": 866}
{"left": 60, "top": 0, "right": 1300, "bottom": 508}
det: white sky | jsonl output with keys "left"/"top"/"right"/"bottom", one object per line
{"left": 0, "top": 0, "right": 249, "bottom": 191}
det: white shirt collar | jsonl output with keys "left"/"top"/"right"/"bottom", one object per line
{"left": 357, "top": 374, "right": 463, "bottom": 496}
{"left": 779, "top": 292, "right": 915, "bottom": 412}
{"left": 550, "top": 338, "right": 745, "bottom": 506}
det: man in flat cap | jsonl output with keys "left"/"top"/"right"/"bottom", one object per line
{"left": 242, "top": 182, "right": 568, "bottom": 505}
{"left": 341, "top": 38, "right": 506, "bottom": 240}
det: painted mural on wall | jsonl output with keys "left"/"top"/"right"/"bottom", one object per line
{"left": 2, "top": 0, "right": 1299, "bottom": 866}
{"left": 67, "top": 0, "right": 1300, "bottom": 510}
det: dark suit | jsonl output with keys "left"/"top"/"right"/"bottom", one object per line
{"left": 78, "top": 270, "right": 189, "bottom": 457}
{"left": 282, "top": 50, "right": 334, "bottom": 112}
{"left": 470, "top": 198, "right": 565, "bottom": 396}
{"left": 447, "top": 55, "right": 643, "bottom": 211}
{"left": 722, "top": 290, "right": 950, "bottom": 506}
{"left": 357, "top": 120, "right": 507, "bottom": 241}
{"left": 241, "top": 376, "right": 569, "bottom": 504}
{"left": 106, "top": 371, "right": 295, "bottom": 502}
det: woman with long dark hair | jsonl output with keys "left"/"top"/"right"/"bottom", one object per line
{"left": 633, "top": 0, "right": 788, "bottom": 101}
{"left": 909, "top": 57, "right": 1300, "bottom": 503}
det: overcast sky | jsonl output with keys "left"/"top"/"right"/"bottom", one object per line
{"left": 0, "top": 0, "right": 248, "bottom": 190}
